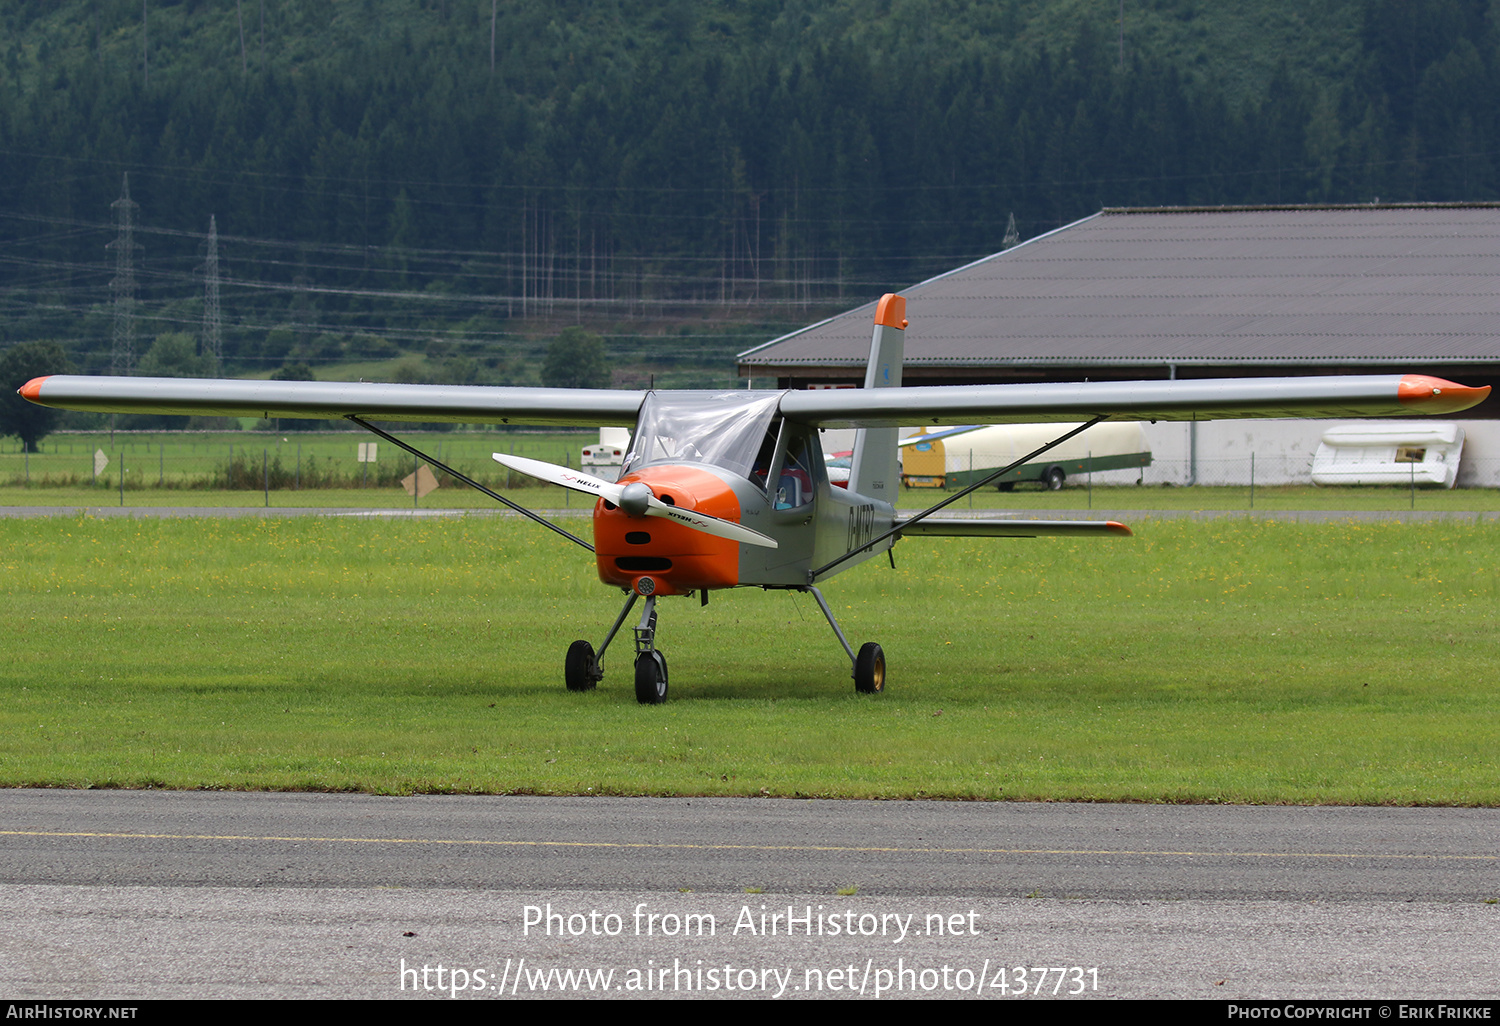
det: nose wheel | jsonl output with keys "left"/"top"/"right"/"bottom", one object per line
{"left": 634, "top": 649, "right": 669, "bottom": 704}
{"left": 630, "top": 594, "right": 668, "bottom": 704}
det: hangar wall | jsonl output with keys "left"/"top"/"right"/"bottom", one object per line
{"left": 1132, "top": 419, "right": 1500, "bottom": 489}
{"left": 845, "top": 419, "right": 1500, "bottom": 491}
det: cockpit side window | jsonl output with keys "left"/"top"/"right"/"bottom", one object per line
{"left": 764, "top": 422, "right": 817, "bottom": 510}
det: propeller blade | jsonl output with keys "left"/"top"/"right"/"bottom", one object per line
{"left": 492, "top": 453, "right": 778, "bottom": 549}
{"left": 492, "top": 453, "right": 624, "bottom": 503}
{"left": 642, "top": 498, "right": 779, "bottom": 549}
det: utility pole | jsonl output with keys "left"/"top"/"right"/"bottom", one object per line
{"left": 142, "top": 0, "right": 149, "bottom": 87}
{"left": 108, "top": 174, "right": 140, "bottom": 376}
{"left": 203, "top": 215, "right": 223, "bottom": 370}
{"left": 491, "top": 0, "right": 497, "bottom": 73}
{"left": 237, "top": 1, "right": 248, "bottom": 76}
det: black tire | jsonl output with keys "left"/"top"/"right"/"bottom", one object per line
{"left": 1044, "top": 467, "right": 1065, "bottom": 491}
{"left": 565, "top": 639, "right": 597, "bottom": 691}
{"left": 995, "top": 481, "right": 1015, "bottom": 492}
{"left": 854, "top": 642, "right": 885, "bottom": 694}
{"left": 634, "top": 650, "right": 669, "bottom": 704}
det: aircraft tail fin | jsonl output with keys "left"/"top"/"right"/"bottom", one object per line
{"left": 848, "top": 294, "right": 907, "bottom": 503}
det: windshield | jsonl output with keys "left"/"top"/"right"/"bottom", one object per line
{"left": 623, "top": 391, "right": 783, "bottom": 479}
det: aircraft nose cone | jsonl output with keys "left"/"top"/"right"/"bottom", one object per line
{"left": 619, "top": 481, "right": 652, "bottom": 518}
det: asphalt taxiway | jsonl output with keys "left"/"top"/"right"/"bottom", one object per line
{"left": 1, "top": 790, "right": 1495, "bottom": 999}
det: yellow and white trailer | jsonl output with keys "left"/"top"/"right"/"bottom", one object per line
{"left": 900, "top": 422, "right": 1152, "bottom": 490}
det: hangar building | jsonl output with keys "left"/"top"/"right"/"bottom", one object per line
{"left": 737, "top": 205, "right": 1500, "bottom": 487}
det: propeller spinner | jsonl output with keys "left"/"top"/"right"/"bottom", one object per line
{"left": 492, "top": 453, "right": 778, "bottom": 549}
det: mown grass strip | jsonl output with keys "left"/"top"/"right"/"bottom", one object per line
{"left": 3, "top": 515, "right": 1496, "bottom": 803}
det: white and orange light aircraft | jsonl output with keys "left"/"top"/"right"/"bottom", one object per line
{"left": 20, "top": 294, "right": 1489, "bottom": 703}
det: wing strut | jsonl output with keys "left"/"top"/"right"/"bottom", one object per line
{"left": 809, "top": 415, "right": 1108, "bottom": 580}
{"left": 346, "top": 415, "right": 594, "bottom": 553}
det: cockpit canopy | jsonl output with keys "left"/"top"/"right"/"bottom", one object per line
{"left": 623, "top": 391, "right": 783, "bottom": 479}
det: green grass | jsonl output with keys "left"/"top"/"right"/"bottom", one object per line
{"left": 3, "top": 515, "right": 1496, "bottom": 803}
{"left": 0, "top": 429, "right": 595, "bottom": 500}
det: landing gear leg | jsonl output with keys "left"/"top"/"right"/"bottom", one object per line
{"left": 563, "top": 591, "right": 637, "bottom": 692}
{"left": 805, "top": 585, "right": 886, "bottom": 695}
{"left": 631, "top": 595, "right": 668, "bottom": 704}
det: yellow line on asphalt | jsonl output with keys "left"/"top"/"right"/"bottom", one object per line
{"left": 1, "top": 830, "right": 1494, "bottom": 861}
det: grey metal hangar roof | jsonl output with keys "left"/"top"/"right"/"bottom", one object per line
{"left": 737, "top": 204, "right": 1500, "bottom": 391}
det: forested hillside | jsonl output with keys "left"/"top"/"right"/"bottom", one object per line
{"left": 1, "top": 0, "right": 1496, "bottom": 384}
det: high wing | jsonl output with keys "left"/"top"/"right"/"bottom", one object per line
{"left": 18, "top": 372, "right": 1489, "bottom": 426}
{"left": 18, "top": 376, "right": 642, "bottom": 426}
{"left": 780, "top": 374, "right": 1489, "bottom": 428}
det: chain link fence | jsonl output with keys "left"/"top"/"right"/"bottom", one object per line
{"left": 0, "top": 430, "right": 593, "bottom": 502}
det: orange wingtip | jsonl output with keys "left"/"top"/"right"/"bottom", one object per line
{"left": 1397, "top": 375, "right": 1491, "bottom": 414}
{"left": 874, "top": 293, "right": 908, "bottom": 329}
{"left": 18, "top": 376, "right": 48, "bottom": 402}
{"left": 1105, "top": 521, "right": 1133, "bottom": 537}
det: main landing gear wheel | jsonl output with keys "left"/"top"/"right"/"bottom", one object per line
{"left": 1045, "top": 467, "right": 1066, "bottom": 491}
{"left": 565, "top": 639, "right": 597, "bottom": 691}
{"left": 634, "top": 650, "right": 669, "bottom": 705}
{"left": 854, "top": 642, "right": 885, "bottom": 694}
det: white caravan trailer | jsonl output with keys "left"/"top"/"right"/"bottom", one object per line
{"left": 1311, "top": 422, "right": 1465, "bottom": 488}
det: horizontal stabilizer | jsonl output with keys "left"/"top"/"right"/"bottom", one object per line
{"left": 895, "top": 518, "right": 1132, "bottom": 538}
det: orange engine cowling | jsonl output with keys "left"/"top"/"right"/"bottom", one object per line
{"left": 593, "top": 465, "right": 743, "bottom": 596}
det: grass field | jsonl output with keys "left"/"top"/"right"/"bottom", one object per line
{"left": 4, "top": 515, "right": 1496, "bottom": 804}
{"left": 0, "top": 430, "right": 594, "bottom": 493}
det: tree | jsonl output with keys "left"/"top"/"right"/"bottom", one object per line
{"left": 0, "top": 341, "right": 75, "bottom": 453}
{"left": 137, "top": 333, "right": 212, "bottom": 378}
{"left": 270, "top": 361, "right": 316, "bottom": 381}
{"left": 541, "top": 327, "right": 609, "bottom": 389}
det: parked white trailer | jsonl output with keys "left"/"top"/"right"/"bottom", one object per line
{"left": 1311, "top": 422, "right": 1465, "bottom": 488}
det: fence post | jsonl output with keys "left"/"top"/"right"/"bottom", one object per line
{"left": 1087, "top": 449, "right": 1092, "bottom": 509}
{"left": 414, "top": 451, "right": 419, "bottom": 510}
{"left": 263, "top": 449, "right": 269, "bottom": 508}
{"left": 1410, "top": 459, "right": 1415, "bottom": 510}
{"left": 119, "top": 452, "right": 124, "bottom": 506}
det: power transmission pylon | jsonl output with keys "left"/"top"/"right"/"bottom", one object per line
{"left": 1002, "top": 212, "right": 1020, "bottom": 250}
{"left": 203, "top": 215, "right": 222, "bottom": 371}
{"left": 107, "top": 173, "right": 140, "bottom": 376}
